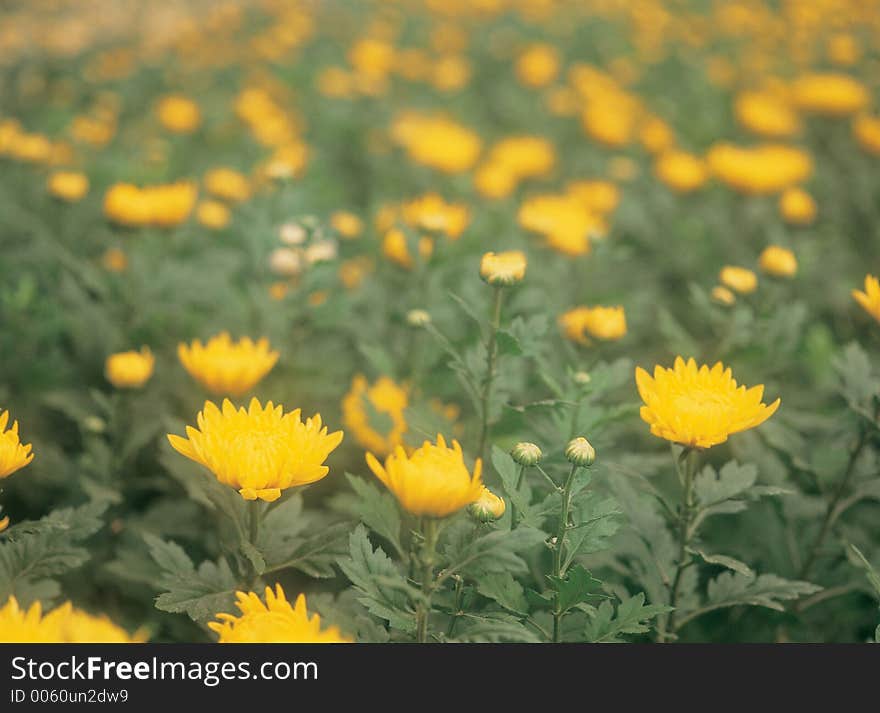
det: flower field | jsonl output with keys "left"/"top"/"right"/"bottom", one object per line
{"left": 2, "top": 0, "right": 880, "bottom": 644}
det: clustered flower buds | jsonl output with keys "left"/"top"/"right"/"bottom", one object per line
{"left": 511, "top": 441, "right": 542, "bottom": 466}
{"left": 565, "top": 437, "right": 596, "bottom": 467}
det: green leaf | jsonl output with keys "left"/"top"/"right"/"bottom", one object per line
{"left": 476, "top": 572, "right": 528, "bottom": 614}
{"left": 341, "top": 473, "right": 402, "bottom": 556}
{"left": 546, "top": 564, "right": 603, "bottom": 614}
{"left": 692, "top": 550, "right": 754, "bottom": 577}
{"left": 694, "top": 461, "right": 758, "bottom": 508}
{"left": 442, "top": 525, "right": 546, "bottom": 579}
{"left": 143, "top": 533, "right": 238, "bottom": 624}
{"left": 703, "top": 572, "right": 821, "bottom": 614}
{"left": 584, "top": 593, "right": 671, "bottom": 643}
{"left": 337, "top": 525, "right": 415, "bottom": 632}
{"left": 452, "top": 612, "right": 540, "bottom": 643}
{"left": 0, "top": 501, "right": 106, "bottom": 605}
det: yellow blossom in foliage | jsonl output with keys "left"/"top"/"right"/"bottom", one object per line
{"left": 432, "top": 55, "right": 471, "bottom": 92}
{"left": 734, "top": 90, "right": 801, "bottom": 139}
{"left": 468, "top": 486, "right": 505, "bottom": 522}
{"left": 330, "top": 211, "right": 363, "bottom": 239}
{"left": 852, "top": 275, "right": 880, "bottom": 324}
{"left": 720, "top": 266, "right": 757, "bottom": 294}
{"left": 210, "top": 585, "right": 349, "bottom": 643}
{"left": 853, "top": 115, "right": 880, "bottom": 157}
{"left": 178, "top": 333, "right": 278, "bottom": 397}
{"left": 711, "top": 285, "right": 736, "bottom": 306}
{"left": 518, "top": 193, "right": 604, "bottom": 256}
{"left": 196, "top": 200, "right": 231, "bottom": 230}
{"left": 0, "top": 597, "right": 146, "bottom": 643}
{"left": 639, "top": 115, "right": 675, "bottom": 154}
{"left": 791, "top": 73, "right": 869, "bottom": 117}
{"left": 268, "top": 282, "right": 289, "bottom": 301}
{"left": 635, "top": 357, "right": 780, "bottom": 449}
{"left": 47, "top": 171, "right": 89, "bottom": 202}
{"left": 70, "top": 115, "right": 115, "bottom": 147}
{"left": 581, "top": 96, "right": 640, "bottom": 148}
{"left": 155, "top": 94, "right": 201, "bottom": 134}
{"left": 204, "top": 167, "right": 250, "bottom": 202}
{"left": 480, "top": 251, "right": 527, "bottom": 286}
{"left": 654, "top": 151, "right": 709, "bottom": 193}
{"left": 105, "top": 347, "right": 155, "bottom": 389}
{"left": 475, "top": 135, "right": 556, "bottom": 199}
{"left": 101, "top": 247, "right": 128, "bottom": 273}
{"left": 382, "top": 228, "right": 434, "bottom": 269}
{"left": 390, "top": 112, "right": 481, "bottom": 174}
{"left": 401, "top": 193, "right": 470, "bottom": 239}
{"left": 168, "top": 398, "right": 343, "bottom": 502}
{"left": 779, "top": 187, "right": 816, "bottom": 226}
{"left": 759, "top": 246, "right": 797, "bottom": 278}
{"left": 104, "top": 182, "right": 196, "bottom": 228}
{"left": 262, "top": 141, "right": 309, "bottom": 180}
{"left": 516, "top": 43, "right": 560, "bottom": 88}
{"left": 338, "top": 256, "right": 373, "bottom": 290}
{"left": 559, "top": 306, "right": 626, "bottom": 344}
{"left": 827, "top": 33, "right": 860, "bottom": 67}
{"left": 342, "top": 375, "right": 408, "bottom": 456}
{"left": 706, "top": 143, "right": 812, "bottom": 195}
{"left": 6, "top": 131, "right": 52, "bottom": 163}
{"left": 0, "top": 410, "right": 33, "bottom": 479}
{"left": 366, "top": 434, "right": 483, "bottom": 518}
{"left": 348, "top": 38, "right": 395, "bottom": 80}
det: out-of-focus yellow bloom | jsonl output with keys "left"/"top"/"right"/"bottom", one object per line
{"left": 581, "top": 99, "right": 639, "bottom": 148}
{"left": 559, "top": 306, "right": 627, "bottom": 344}
{"left": 382, "top": 228, "right": 434, "bottom": 269}
{"left": 268, "top": 282, "right": 289, "bottom": 301}
{"left": 307, "top": 290, "right": 328, "bottom": 307}
{"left": 401, "top": 193, "right": 470, "bottom": 239}
{"left": 852, "top": 275, "right": 880, "bottom": 323}
{"left": 518, "top": 193, "right": 604, "bottom": 256}
{"left": 719, "top": 266, "right": 757, "bottom": 294}
{"left": 0, "top": 410, "right": 33, "bottom": 479}
{"left": 5, "top": 131, "right": 52, "bottom": 163}
{"left": 105, "top": 347, "right": 155, "bottom": 389}
{"left": 468, "top": 486, "right": 506, "bottom": 522}
{"left": 210, "top": 585, "right": 350, "bottom": 643}
{"left": 711, "top": 285, "right": 736, "bottom": 306}
{"left": 758, "top": 246, "right": 797, "bottom": 277}
{"left": 480, "top": 251, "right": 527, "bottom": 286}
{"left": 204, "top": 167, "right": 250, "bottom": 202}
{"left": 779, "top": 187, "right": 817, "bottom": 226}
{"left": 104, "top": 182, "right": 196, "bottom": 228}
{"left": 827, "top": 33, "right": 860, "bottom": 66}
{"left": 330, "top": 211, "right": 363, "bottom": 239}
{"left": 654, "top": 151, "right": 709, "bottom": 193}
{"left": 791, "top": 73, "right": 869, "bottom": 117}
{"left": 168, "top": 397, "right": 343, "bottom": 502}
{"left": 47, "top": 171, "right": 89, "bottom": 202}
{"left": 735, "top": 90, "right": 801, "bottom": 138}
{"left": 706, "top": 143, "right": 812, "bottom": 195}
{"left": 390, "top": 112, "right": 481, "bottom": 173}
{"left": 101, "top": 247, "right": 128, "bottom": 273}
{"left": 635, "top": 357, "right": 780, "bottom": 449}
{"left": 432, "top": 55, "right": 471, "bottom": 92}
{"left": 178, "top": 332, "right": 279, "bottom": 396}
{"left": 196, "top": 200, "right": 231, "bottom": 230}
{"left": 348, "top": 37, "right": 395, "bottom": 80}
{"left": 70, "top": 115, "right": 115, "bottom": 147}
{"left": 565, "top": 180, "right": 620, "bottom": 215}
{"left": 475, "top": 135, "right": 556, "bottom": 199}
{"left": 516, "top": 43, "right": 560, "bottom": 88}
{"left": 156, "top": 94, "right": 201, "bottom": 134}
{"left": 342, "top": 375, "right": 408, "bottom": 456}
{"left": 639, "top": 115, "right": 675, "bottom": 154}
{"left": 0, "top": 597, "right": 146, "bottom": 643}
{"left": 366, "top": 434, "right": 482, "bottom": 518}
{"left": 853, "top": 115, "right": 880, "bottom": 156}
{"left": 338, "top": 256, "right": 373, "bottom": 289}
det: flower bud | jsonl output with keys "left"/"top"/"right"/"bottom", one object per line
{"left": 468, "top": 487, "right": 506, "bottom": 522}
{"left": 304, "top": 240, "right": 338, "bottom": 264}
{"left": 84, "top": 416, "right": 107, "bottom": 434}
{"left": 511, "top": 442, "right": 542, "bottom": 466}
{"left": 565, "top": 437, "right": 595, "bottom": 467}
{"left": 279, "top": 222, "right": 307, "bottom": 245}
{"left": 406, "top": 309, "right": 431, "bottom": 327}
{"left": 573, "top": 371, "right": 591, "bottom": 385}
{"left": 269, "top": 247, "right": 302, "bottom": 277}
{"left": 480, "top": 251, "right": 527, "bottom": 286}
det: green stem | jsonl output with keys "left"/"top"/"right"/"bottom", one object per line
{"left": 510, "top": 465, "right": 526, "bottom": 529}
{"left": 477, "top": 286, "right": 504, "bottom": 463}
{"left": 248, "top": 499, "right": 263, "bottom": 587}
{"left": 415, "top": 518, "right": 439, "bottom": 643}
{"left": 446, "top": 575, "right": 464, "bottom": 638}
{"left": 552, "top": 463, "right": 579, "bottom": 642}
{"left": 659, "top": 448, "right": 698, "bottom": 642}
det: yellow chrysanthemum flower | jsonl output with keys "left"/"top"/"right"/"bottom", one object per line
{"left": 365, "top": 434, "right": 483, "bottom": 518}
{"left": 734, "top": 90, "right": 801, "bottom": 139}
{"left": 105, "top": 347, "right": 155, "bottom": 389}
{"left": 518, "top": 193, "right": 603, "bottom": 256}
{"left": 853, "top": 114, "right": 880, "bottom": 157}
{"left": 654, "top": 151, "right": 709, "bottom": 193}
{"left": 342, "top": 375, "right": 408, "bottom": 457}
{"left": 635, "top": 357, "right": 780, "bottom": 449}
{"left": 852, "top": 275, "right": 880, "bottom": 323}
{"left": 759, "top": 246, "right": 797, "bottom": 278}
{"left": 178, "top": 332, "right": 279, "bottom": 396}
{"left": 515, "top": 43, "right": 560, "bottom": 88}
{"left": 791, "top": 73, "right": 869, "bottom": 117}
{"left": 204, "top": 167, "right": 251, "bottom": 203}
{"left": 209, "top": 585, "right": 350, "bottom": 643}
{"left": 156, "top": 94, "right": 201, "bottom": 134}
{"left": 779, "top": 187, "right": 817, "bottom": 226}
{"left": 0, "top": 597, "right": 146, "bottom": 643}
{"left": 401, "top": 193, "right": 470, "bottom": 239}
{"left": 168, "top": 398, "right": 343, "bottom": 502}
{"left": 719, "top": 266, "right": 757, "bottom": 294}
{"left": 330, "top": 211, "right": 363, "bottom": 239}
{"left": 390, "top": 112, "right": 481, "bottom": 174}
{"left": 711, "top": 285, "right": 736, "bottom": 306}
{"left": 468, "top": 486, "right": 506, "bottom": 522}
{"left": 196, "top": 200, "right": 231, "bottom": 230}
{"left": 47, "top": 171, "right": 89, "bottom": 202}
{"left": 566, "top": 180, "right": 620, "bottom": 215}
{"left": 0, "top": 410, "right": 33, "bottom": 479}
{"left": 381, "top": 228, "right": 434, "bottom": 269}
{"left": 480, "top": 251, "right": 527, "bottom": 286}
{"left": 559, "top": 306, "right": 627, "bottom": 344}
{"left": 706, "top": 143, "right": 813, "bottom": 195}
